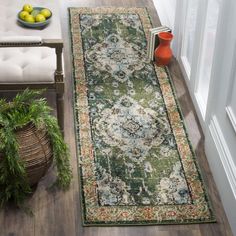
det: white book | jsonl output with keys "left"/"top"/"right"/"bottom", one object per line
{"left": 147, "top": 26, "right": 171, "bottom": 61}
{"left": 147, "top": 29, "right": 153, "bottom": 61}
{"left": 150, "top": 26, "right": 167, "bottom": 34}
{"left": 147, "top": 27, "right": 167, "bottom": 61}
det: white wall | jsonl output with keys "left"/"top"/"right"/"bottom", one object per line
{"left": 204, "top": 1, "right": 236, "bottom": 233}
{"left": 152, "top": 0, "right": 176, "bottom": 29}
{"left": 154, "top": 0, "right": 236, "bottom": 234}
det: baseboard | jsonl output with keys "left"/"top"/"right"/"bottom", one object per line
{"left": 205, "top": 116, "right": 236, "bottom": 235}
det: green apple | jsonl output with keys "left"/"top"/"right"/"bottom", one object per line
{"left": 22, "top": 4, "right": 33, "bottom": 13}
{"left": 35, "top": 14, "right": 46, "bottom": 22}
{"left": 31, "top": 9, "right": 40, "bottom": 17}
{"left": 40, "top": 8, "right": 51, "bottom": 18}
{"left": 19, "top": 10, "right": 29, "bottom": 20}
{"left": 24, "top": 14, "right": 35, "bottom": 23}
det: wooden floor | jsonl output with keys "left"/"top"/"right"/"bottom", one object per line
{"left": 0, "top": 0, "right": 233, "bottom": 235}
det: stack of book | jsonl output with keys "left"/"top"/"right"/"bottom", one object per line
{"left": 147, "top": 26, "right": 171, "bottom": 61}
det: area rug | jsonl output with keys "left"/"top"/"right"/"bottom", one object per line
{"left": 69, "top": 7, "right": 215, "bottom": 226}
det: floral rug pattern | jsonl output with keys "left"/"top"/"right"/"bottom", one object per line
{"left": 69, "top": 7, "right": 215, "bottom": 225}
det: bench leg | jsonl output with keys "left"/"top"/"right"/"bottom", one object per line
{"left": 56, "top": 92, "right": 64, "bottom": 136}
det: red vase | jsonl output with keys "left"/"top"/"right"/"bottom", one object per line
{"left": 154, "top": 32, "right": 173, "bottom": 66}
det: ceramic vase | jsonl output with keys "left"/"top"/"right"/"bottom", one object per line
{"left": 154, "top": 32, "right": 173, "bottom": 66}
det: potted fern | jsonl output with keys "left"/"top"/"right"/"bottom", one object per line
{"left": 0, "top": 89, "right": 72, "bottom": 207}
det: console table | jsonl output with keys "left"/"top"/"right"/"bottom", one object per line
{"left": 0, "top": 0, "right": 65, "bottom": 133}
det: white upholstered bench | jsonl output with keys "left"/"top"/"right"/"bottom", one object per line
{"left": 0, "top": 0, "right": 64, "bottom": 132}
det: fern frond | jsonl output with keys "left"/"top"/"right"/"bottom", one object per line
{"left": 0, "top": 89, "right": 72, "bottom": 207}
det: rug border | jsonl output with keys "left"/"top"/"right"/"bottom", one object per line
{"left": 68, "top": 6, "right": 216, "bottom": 226}
{"left": 68, "top": 7, "right": 87, "bottom": 227}
{"left": 162, "top": 66, "right": 216, "bottom": 223}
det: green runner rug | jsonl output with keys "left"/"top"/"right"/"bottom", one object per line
{"left": 69, "top": 7, "right": 215, "bottom": 226}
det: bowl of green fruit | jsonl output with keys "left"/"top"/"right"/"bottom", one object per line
{"left": 18, "top": 4, "right": 52, "bottom": 28}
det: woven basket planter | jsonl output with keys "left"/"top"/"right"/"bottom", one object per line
{"left": 0, "top": 123, "right": 53, "bottom": 186}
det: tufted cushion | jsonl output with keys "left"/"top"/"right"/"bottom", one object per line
{"left": 0, "top": 0, "right": 62, "bottom": 84}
